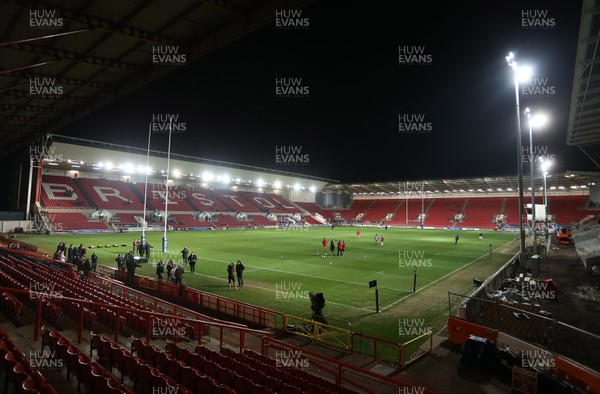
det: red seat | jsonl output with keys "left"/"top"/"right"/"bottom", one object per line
{"left": 10, "top": 363, "right": 31, "bottom": 391}
{"left": 113, "top": 348, "right": 130, "bottom": 380}
{"left": 167, "top": 358, "right": 183, "bottom": 381}
{"left": 281, "top": 383, "right": 302, "bottom": 394}
{"left": 214, "top": 384, "right": 235, "bottom": 394}
{"left": 90, "top": 331, "right": 102, "bottom": 357}
{"left": 65, "top": 345, "right": 79, "bottom": 381}
{"left": 233, "top": 372, "right": 251, "bottom": 394}
{"left": 263, "top": 375, "right": 281, "bottom": 392}
{"left": 189, "top": 354, "right": 205, "bottom": 372}
{"left": 178, "top": 345, "right": 193, "bottom": 364}
{"left": 99, "top": 336, "right": 112, "bottom": 366}
{"left": 251, "top": 383, "right": 272, "bottom": 394}
{"left": 180, "top": 362, "right": 200, "bottom": 390}
{"left": 18, "top": 376, "right": 38, "bottom": 394}
{"left": 306, "top": 382, "right": 323, "bottom": 394}
{"left": 288, "top": 374, "right": 307, "bottom": 390}
{"left": 247, "top": 368, "right": 264, "bottom": 384}
{"left": 233, "top": 360, "right": 249, "bottom": 376}
{"left": 203, "top": 360, "right": 219, "bottom": 378}
{"left": 137, "top": 363, "right": 158, "bottom": 393}
{"left": 216, "top": 365, "right": 234, "bottom": 386}
{"left": 196, "top": 374, "right": 218, "bottom": 393}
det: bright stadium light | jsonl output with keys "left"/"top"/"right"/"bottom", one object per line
{"left": 202, "top": 171, "right": 214, "bottom": 182}
{"left": 105, "top": 162, "right": 113, "bottom": 170}
{"left": 309, "top": 186, "right": 316, "bottom": 193}
{"left": 273, "top": 180, "right": 282, "bottom": 189}
{"left": 173, "top": 169, "right": 181, "bottom": 178}
{"left": 222, "top": 174, "right": 230, "bottom": 184}
{"left": 256, "top": 179, "right": 265, "bottom": 187}
{"left": 123, "top": 163, "right": 134, "bottom": 173}
{"left": 293, "top": 183, "right": 301, "bottom": 191}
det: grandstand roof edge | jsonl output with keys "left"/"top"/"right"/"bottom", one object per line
{"left": 47, "top": 133, "right": 339, "bottom": 183}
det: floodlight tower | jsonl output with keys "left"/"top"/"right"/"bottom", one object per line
{"left": 524, "top": 107, "right": 548, "bottom": 255}
{"left": 162, "top": 120, "right": 172, "bottom": 253}
{"left": 142, "top": 124, "right": 151, "bottom": 244}
{"left": 505, "top": 52, "right": 531, "bottom": 257}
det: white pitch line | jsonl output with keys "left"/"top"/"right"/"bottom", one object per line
{"left": 198, "top": 256, "right": 409, "bottom": 292}
{"left": 379, "top": 240, "right": 516, "bottom": 312}
{"left": 189, "top": 271, "right": 373, "bottom": 312}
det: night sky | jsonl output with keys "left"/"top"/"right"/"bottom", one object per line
{"left": 57, "top": 0, "right": 589, "bottom": 183}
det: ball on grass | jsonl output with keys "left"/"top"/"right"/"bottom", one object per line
{"left": 329, "top": 262, "right": 332, "bottom": 264}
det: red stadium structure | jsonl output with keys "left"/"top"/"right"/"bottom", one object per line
{"left": 1, "top": 1, "right": 600, "bottom": 393}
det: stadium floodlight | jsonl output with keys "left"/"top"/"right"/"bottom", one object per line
{"left": 540, "top": 151, "right": 552, "bottom": 217}
{"left": 309, "top": 186, "right": 316, "bottom": 193}
{"left": 293, "top": 183, "right": 301, "bottom": 191}
{"left": 202, "top": 171, "right": 214, "bottom": 182}
{"left": 105, "top": 162, "right": 113, "bottom": 170}
{"left": 506, "top": 51, "right": 528, "bottom": 257}
{"left": 256, "top": 179, "right": 265, "bottom": 187}
{"left": 173, "top": 169, "right": 181, "bottom": 178}
{"left": 123, "top": 163, "right": 134, "bottom": 173}
{"left": 273, "top": 180, "right": 282, "bottom": 189}
{"left": 222, "top": 174, "right": 230, "bottom": 184}
{"left": 525, "top": 107, "right": 548, "bottom": 255}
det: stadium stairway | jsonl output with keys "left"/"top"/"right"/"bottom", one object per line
{"left": 72, "top": 177, "right": 97, "bottom": 209}
{"left": 127, "top": 183, "right": 146, "bottom": 208}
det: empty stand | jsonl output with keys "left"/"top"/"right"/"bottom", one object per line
{"left": 77, "top": 178, "right": 145, "bottom": 210}
{"left": 40, "top": 175, "right": 91, "bottom": 209}
{"left": 47, "top": 212, "right": 110, "bottom": 231}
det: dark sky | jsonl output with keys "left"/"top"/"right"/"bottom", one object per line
{"left": 58, "top": 0, "right": 589, "bottom": 183}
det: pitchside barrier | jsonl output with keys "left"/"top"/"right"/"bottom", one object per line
{"left": 283, "top": 314, "right": 352, "bottom": 350}
{"left": 450, "top": 290, "right": 600, "bottom": 374}
{"left": 262, "top": 337, "right": 435, "bottom": 394}
{"left": 451, "top": 247, "right": 600, "bottom": 373}
{"left": 97, "top": 265, "right": 432, "bottom": 367}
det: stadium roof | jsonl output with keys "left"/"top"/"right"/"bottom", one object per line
{"left": 323, "top": 171, "right": 600, "bottom": 196}
{"left": 42, "top": 133, "right": 335, "bottom": 188}
{"left": 566, "top": 0, "right": 600, "bottom": 169}
{"left": 0, "top": 0, "right": 312, "bottom": 157}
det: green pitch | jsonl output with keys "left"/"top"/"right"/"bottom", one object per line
{"left": 17, "top": 227, "right": 517, "bottom": 345}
